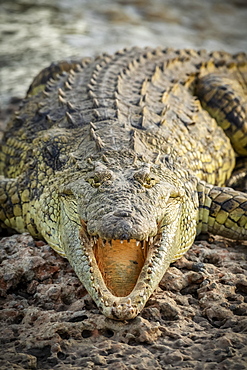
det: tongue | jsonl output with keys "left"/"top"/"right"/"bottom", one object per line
{"left": 94, "top": 239, "right": 146, "bottom": 296}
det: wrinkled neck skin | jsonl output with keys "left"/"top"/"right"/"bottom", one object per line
{"left": 55, "top": 152, "right": 198, "bottom": 320}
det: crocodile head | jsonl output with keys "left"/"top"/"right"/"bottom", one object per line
{"left": 56, "top": 152, "right": 198, "bottom": 320}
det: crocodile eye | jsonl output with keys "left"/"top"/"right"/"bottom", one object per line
{"left": 59, "top": 189, "right": 75, "bottom": 198}
{"left": 86, "top": 162, "right": 113, "bottom": 188}
{"left": 88, "top": 176, "right": 102, "bottom": 188}
{"left": 134, "top": 169, "right": 158, "bottom": 188}
{"left": 87, "top": 170, "right": 113, "bottom": 188}
{"left": 142, "top": 176, "right": 157, "bottom": 189}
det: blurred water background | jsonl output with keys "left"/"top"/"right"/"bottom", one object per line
{"left": 0, "top": 0, "right": 246, "bottom": 108}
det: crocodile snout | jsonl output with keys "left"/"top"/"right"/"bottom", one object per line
{"left": 87, "top": 210, "right": 154, "bottom": 241}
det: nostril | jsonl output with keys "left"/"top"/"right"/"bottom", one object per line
{"left": 113, "top": 210, "right": 133, "bottom": 218}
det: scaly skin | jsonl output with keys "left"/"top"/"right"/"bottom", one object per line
{"left": 0, "top": 47, "right": 247, "bottom": 320}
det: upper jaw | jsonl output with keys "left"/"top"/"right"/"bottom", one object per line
{"left": 86, "top": 210, "right": 158, "bottom": 242}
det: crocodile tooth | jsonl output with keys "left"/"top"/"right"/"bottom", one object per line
{"left": 136, "top": 241, "right": 140, "bottom": 247}
{"left": 120, "top": 240, "right": 124, "bottom": 244}
{"left": 150, "top": 237, "right": 154, "bottom": 244}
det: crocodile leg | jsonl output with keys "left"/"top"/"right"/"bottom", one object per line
{"left": 0, "top": 177, "right": 24, "bottom": 232}
{"left": 197, "top": 181, "right": 247, "bottom": 240}
{"left": 0, "top": 176, "right": 41, "bottom": 238}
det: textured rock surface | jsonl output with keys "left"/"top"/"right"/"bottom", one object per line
{"left": 0, "top": 233, "right": 246, "bottom": 369}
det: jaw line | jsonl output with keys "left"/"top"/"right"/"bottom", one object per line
{"left": 59, "top": 203, "right": 181, "bottom": 320}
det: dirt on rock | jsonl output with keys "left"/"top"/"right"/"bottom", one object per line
{"left": 0, "top": 233, "right": 246, "bottom": 369}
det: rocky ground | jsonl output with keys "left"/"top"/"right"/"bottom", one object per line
{"left": 0, "top": 233, "right": 246, "bottom": 369}
{"left": 0, "top": 0, "right": 247, "bottom": 369}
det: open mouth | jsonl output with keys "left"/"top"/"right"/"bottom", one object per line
{"left": 80, "top": 219, "right": 162, "bottom": 297}
{"left": 93, "top": 238, "right": 154, "bottom": 297}
{"left": 79, "top": 220, "right": 164, "bottom": 292}
{"left": 76, "top": 218, "right": 179, "bottom": 320}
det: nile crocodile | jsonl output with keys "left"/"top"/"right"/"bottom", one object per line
{"left": 0, "top": 47, "right": 247, "bottom": 320}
